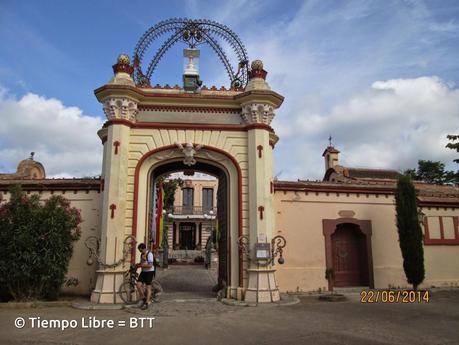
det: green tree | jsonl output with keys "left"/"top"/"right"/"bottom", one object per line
{"left": 403, "top": 168, "right": 417, "bottom": 180}
{"left": 0, "top": 185, "right": 82, "bottom": 301}
{"left": 446, "top": 134, "right": 459, "bottom": 164}
{"left": 416, "top": 160, "right": 447, "bottom": 184}
{"left": 394, "top": 175, "right": 425, "bottom": 290}
{"left": 160, "top": 177, "right": 183, "bottom": 212}
{"left": 404, "top": 159, "right": 458, "bottom": 185}
{"left": 446, "top": 134, "right": 459, "bottom": 182}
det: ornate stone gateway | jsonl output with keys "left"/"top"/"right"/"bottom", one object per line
{"left": 90, "top": 19, "right": 284, "bottom": 303}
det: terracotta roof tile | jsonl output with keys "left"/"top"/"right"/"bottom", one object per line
{"left": 343, "top": 168, "right": 400, "bottom": 179}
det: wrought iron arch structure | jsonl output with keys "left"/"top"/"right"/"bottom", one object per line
{"left": 132, "top": 18, "right": 249, "bottom": 89}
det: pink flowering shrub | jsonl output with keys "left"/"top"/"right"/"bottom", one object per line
{"left": 0, "top": 185, "right": 82, "bottom": 301}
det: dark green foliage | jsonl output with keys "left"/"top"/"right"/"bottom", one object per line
{"left": 325, "top": 268, "right": 335, "bottom": 282}
{"left": 446, "top": 135, "right": 459, "bottom": 182}
{"left": 162, "top": 178, "right": 183, "bottom": 212}
{"left": 446, "top": 134, "right": 459, "bottom": 164}
{"left": 415, "top": 160, "right": 448, "bottom": 184}
{"left": 395, "top": 175, "right": 425, "bottom": 290}
{"left": 404, "top": 159, "right": 458, "bottom": 184}
{"left": 403, "top": 168, "right": 417, "bottom": 180}
{"left": 0, "top": 185, "right": 82, "bottom": 301}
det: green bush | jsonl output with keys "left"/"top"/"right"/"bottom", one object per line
{"left": 0, "top": 185, "right": 82, "bottom": 301}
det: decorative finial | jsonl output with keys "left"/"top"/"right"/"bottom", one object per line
{"left": 29, "top": 152, "right": 35, "bottom": 160}
{"left": 248, "top": 59, "right": 267, "bottom": 80}
{"left": 117, "top": 53, "right": 130, "bottom": 65}
{"left": 251, "top": 59, "right": 263, "bottom": 71}
{"left": 112, "top": 53, "right": 133, "bottom": 75}
{"left": 328, "top": 135, "right": 333, "bottom": 147}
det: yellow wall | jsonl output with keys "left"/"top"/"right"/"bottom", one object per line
{"left": 421, "top": 207, "right": 459, "bottom": 288}
{"left": 2, "top": 184, "right": 458, "bottom": 296}
{"left": 274, "top": 189, "right": 459, "bottom": 292}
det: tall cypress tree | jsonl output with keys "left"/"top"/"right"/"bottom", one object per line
{"left": 395, "top": 174, "right": 425, "bottom": 290}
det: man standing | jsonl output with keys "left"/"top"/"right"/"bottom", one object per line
{"left": 136, "top": 243, "right": 155, "bottom": 310}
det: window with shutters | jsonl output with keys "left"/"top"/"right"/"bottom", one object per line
{"left": 202, "top": 188, "right": 213, "bottom": 212}
{"left": 182, "top": 188, "right": 194, "bottom": 213}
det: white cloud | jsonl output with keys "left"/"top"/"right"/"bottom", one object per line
{"left": 224, "top": 2, "right": 459, "bottom": 180}
{"left": 275, "top": 76, "right": 459, "bottom": 180}
{"left": 0, "top": 89, "right": 103, "bottom": 177}
{"left": 3, "top": 1, "right": 457, "bottom": 182}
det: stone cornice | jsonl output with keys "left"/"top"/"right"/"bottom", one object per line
{"left": 95, "top": 84, "right": 240, "bottom": 107}
{"left": 274, "top": 181, "right": 394, "bottom": 194}
{"left": 235, "top": 90, "right": 284, "bottom": 108}
{"left": 138, "top": 104, "right": 241, "bottom": 114}
{"left": 102, "top": 119, "right": 275, "bottom": 133}
{"left": 94, "top": 84, "right": 284, "bottom": 109}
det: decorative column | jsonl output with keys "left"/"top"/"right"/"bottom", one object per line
{"left": 239, "top": 60, "right": 283, "bottom": 303}
{"left": 91, "top": 54, "right": 139, "bottom": 303}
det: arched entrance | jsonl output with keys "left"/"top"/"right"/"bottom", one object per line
{"left": 323, "top": 218, "right": 374, "bottom": 290}
{"left": 132, "top": 146, "right": 242, "bottom": 291}
{"left": 145, "top": 159, "right": 231, "bottom": 290}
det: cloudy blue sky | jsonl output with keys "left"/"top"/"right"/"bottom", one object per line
{"left": 0, "top": 0, "right": 458, "bottom": 179}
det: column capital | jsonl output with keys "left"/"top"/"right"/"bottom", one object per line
{"left": 241, "top": 102, "right": 275, "bottom": 126}
{"left": 102, "top": 97, "right": 139, "bottom": 122}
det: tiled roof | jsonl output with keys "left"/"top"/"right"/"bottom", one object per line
{"left": 274, "top": 179, "right": 459, "bottom": 206}
{"left": 343, "top": 168, "right": 400, "bottom": 180}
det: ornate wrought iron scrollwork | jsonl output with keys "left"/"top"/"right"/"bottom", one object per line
{"left": 84, "top": 235, "right": 136, "bottom": 269}
{"left": 132, "top": 18, "right": 250, "bottom": 89}
{"left": 270, "top": 235, "right": 286, "bottom": 265}
{"left": 237, "top": 234, "right": 251, "bottom": 262}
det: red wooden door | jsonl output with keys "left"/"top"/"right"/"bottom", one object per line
{"left": 332, "top": 225, "right": 362, "bottom": 287}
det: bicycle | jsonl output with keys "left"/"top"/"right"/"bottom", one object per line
{"left": 118, "top": 264, "right": 163, "bottom": 305}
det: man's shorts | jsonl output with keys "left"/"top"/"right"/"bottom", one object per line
{"left": 138, "top": 271, "right": 154, "bottom": 285}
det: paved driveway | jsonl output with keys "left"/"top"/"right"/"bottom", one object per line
{"left": 156, "top": 265, "right": 218, "bottom": 300}
{"left": 1, "top": 287, "right": 458, "bottom": 345}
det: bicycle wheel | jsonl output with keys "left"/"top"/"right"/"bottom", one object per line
{"left": 118, "top": 282, "right": 141, "bottom": 304}
{"left": 152, "top": 280, "right": 163, "bottom": 294}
